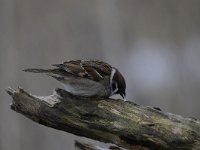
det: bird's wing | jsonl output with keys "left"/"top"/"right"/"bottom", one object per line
{"left": 52, "top": 60, "right": 112, "bottom": 81}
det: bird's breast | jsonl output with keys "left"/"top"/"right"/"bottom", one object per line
{"left": 62, "top": 78, "right": 110, "bottom": 97}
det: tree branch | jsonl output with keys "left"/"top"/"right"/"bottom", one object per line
{"left": 6, "top": 87, "right": 200, "bottom": 150}
{"left": 74, "top": 140, "right": 123, "bottom": 150}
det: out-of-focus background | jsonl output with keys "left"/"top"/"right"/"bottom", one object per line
{"left": 1, "top": 0, "right": 200, "bottom": 150}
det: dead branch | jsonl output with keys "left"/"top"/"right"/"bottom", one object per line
{"left": 6, "top": 87, "right": 200, "bottom": 150}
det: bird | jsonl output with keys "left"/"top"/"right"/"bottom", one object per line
{"left": 23, "top": 59, "right": 126, "bottom": 100}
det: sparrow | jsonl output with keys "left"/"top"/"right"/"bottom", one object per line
{"left": 23, "top": 59, "right": 126, "bottom": 100}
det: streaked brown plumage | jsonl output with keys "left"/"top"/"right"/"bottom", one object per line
{"left": 24, "top": 59, "right": 126, "bottom": 100}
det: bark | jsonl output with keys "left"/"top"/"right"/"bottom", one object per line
{"left": 74, "top": 140, "right": 123, "bottom": 150}
{"left": 6, "top": 87, "right": 200, "bottom": 150}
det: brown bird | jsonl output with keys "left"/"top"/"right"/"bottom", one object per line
{"left": 24, "top": 59, "right": 126, "bottom": 100}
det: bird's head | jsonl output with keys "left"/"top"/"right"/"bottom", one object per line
{"left": 111, "top": 68, "right": 126, "bottom": 100}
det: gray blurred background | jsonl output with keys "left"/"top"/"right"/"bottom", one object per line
{"left": 1, "top": 0, "right": 200, "bottom": 150}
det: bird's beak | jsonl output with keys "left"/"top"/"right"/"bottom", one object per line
{"left": 120, "top": 93, "right": 126, "bottom": 101}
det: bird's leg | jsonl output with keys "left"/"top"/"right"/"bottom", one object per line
{"left": 55, "top": 88, "right": 75, "bottom": 98}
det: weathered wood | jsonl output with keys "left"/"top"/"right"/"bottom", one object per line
{"left": 75, "top": 140, "right": 123, "bottom": 150}
{"left": 6, "top": 87, "right": 200, "bottom": 150}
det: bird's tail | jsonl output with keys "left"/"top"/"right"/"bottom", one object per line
{"left": 23, "top": 68, "right": 69, "bottom": 81}
{"left": 23, "top": 68, "right": 55, "bottom": 73}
